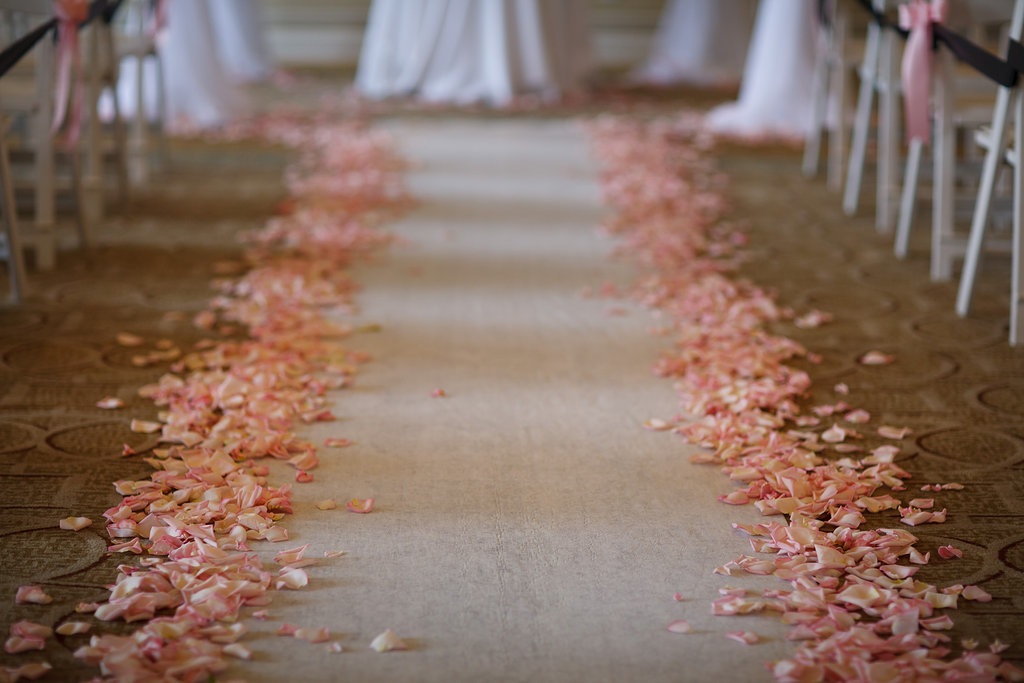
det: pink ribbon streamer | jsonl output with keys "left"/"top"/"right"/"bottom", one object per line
{"left": 149, "top": 0, "right": 168, "bottom": 41}
{"left": 898, "top": 0, "right": 948, "bottom": 143}
{"left": 52, "top": 0, "right": 90, "bottom": 146}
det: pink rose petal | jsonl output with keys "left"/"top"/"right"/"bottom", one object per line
{"left": 95, "top": 397, "right": 124, "bottom": 409}
{"left": 55, "top": 622, "right": 91, "bottom": 636}
{"left": 59, "top": 516, "right": 93, "bottom": 531}
{"left": 962, "top": 585, "right": 993, "bottom": 602}
{"left": 1, "top": 662, "right": 52, "bottom": 681}
{"left": 859, "top": 350, "right": 895, "bottom": 365}
{"left": 4, "top": 635, "right": 46, "bottom": 654}
{"left": 370, "top": 629, "right": 408, "bottom": 652}
{"left": 666, "top": 619, "right": 692, "bottom": 634}
{"left": 725, "top": 630, "right": 760, "bottom": 645}
{"left": 878, "top": 425, "right": 912, "bottom": 440}
{"left": 14, "top": 586, "right": 52, "bottom": 605}
{"left": 937, "top": 545, "right": 963, "bottom": 559}
{"left": 295, "top": 627, "right": 330, "bottom": 643}
{"left": 223, "top": 643, "right": 252, "bottom": 660}
{"left": 346, "top": 498, "right": 375, "bottom": 514}
{"left": 128, "top": 419, "right": 161, "bottom": 434}
{"left": 115, "top": 332, "right": 144, "bottom": 347}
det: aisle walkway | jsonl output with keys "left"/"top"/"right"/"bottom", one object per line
{"left": 235, "top": 118, "right": 788, "bottom": 682}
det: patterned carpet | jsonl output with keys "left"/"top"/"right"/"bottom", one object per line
{"left": 2, "top": 80, "right": 1023, "bottom": 679}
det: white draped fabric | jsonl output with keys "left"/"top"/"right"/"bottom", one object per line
{"left": 209, "top": 0, "right": 274, "bottom": 83}
{"left": 356, "top": 0, "right": 592, "bottom": 106}
{"left": 631, "top": 0, "right": 757, "bottom": 87}
{"left": 705, "top": 0, "right": 818, "bottom": 138}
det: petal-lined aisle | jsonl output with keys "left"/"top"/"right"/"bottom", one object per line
{"left": 232, "top": 118, "right": 789, "bottom": 682}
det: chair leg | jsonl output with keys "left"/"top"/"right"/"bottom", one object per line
{"left": 83, "top": 24, "right": 105, "bottom": 233}
{"left": 843, "top": 20, "right": 880, "bottom": 215}
{"left": 70, "top": 146, "right": 89, "bottom": 248}
{"left": 895, "top": 138, "right": 922, "bottom": 259}
{"left": 956, "top": 0, "right": 1024, "bottom": 317}
{"left": 33, "top": 36, "right": 57, "bottom": 271}
{"left": 802, "top": 32, "right": 830, "bottom": 179}
{"left": 111, "top": 90, "right": 130, "bottom": 200}
{"left": 154, "top": 52, "right": 169, "bottom": 166}
{"left": 0, "top": 133, "right": 28, "bottom": 303}
{"left": 827, "top": 26, "right": 848, "bottom": 193}
{"left": 102, "top": 24, "right": 130, "bottom": 200}
{"left": 1011, "top": 89, "right": 1023, "bottom": 345}
{"left": 956, "top": 87, "right": 1014, "bottom": 315}
{"left": 876, "top": 27, "right": 900, "bottom": 234}
{"left": 930, "top": 50, "right": 956, "bottom": 280}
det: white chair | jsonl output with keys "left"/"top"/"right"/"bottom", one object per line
{"left": 100, "top": 0, "right": 165, "bottom": 186}
{"left": 892, "top": 56, "right": 1001, "bottom": 278}
{"left": 80, "top": 0, "right": 130, "bottom": 230}
{"left": 803, "top": 0, "right": 859, "bottom": 191}
{"left": 955, "top": 0, "right": 1024, "bottom": 343}
{"left": 843, "top": 0, "right": 906, "bottom": 233}
{"left": 0, "top": 0, "right": 91, "bottom": 270}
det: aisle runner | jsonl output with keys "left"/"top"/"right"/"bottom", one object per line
{"left": 6, "top": 118, "right": 408, "bottom": 681}
{"left": 588, "top": 116, "right": 1021, "bottom": 680}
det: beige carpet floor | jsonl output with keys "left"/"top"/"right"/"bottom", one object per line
{"left": 232, "top": 117, "right": 790, "bottom": 682}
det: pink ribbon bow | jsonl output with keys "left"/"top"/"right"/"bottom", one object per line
{"left": 898, "top": 0, "right": 948, "bottom": 143}
{"left": 52, "top": 0, "right": 90, "bottom": 146}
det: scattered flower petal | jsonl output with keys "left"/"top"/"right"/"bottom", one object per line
{"left": 859, "top": 350, "right": 895, "bottom": 365}
{"left": 346, "top": 498, "right": 374, "bottom": 514}
{"left": 1, "top": 662, "right": 52, "bottom": 681}
{"left": 794, "top": 310, "right": 833, "bottom": 328}
{"left": 14, "top": 586, "right": 52, "bottom": 605}
{"left": 725, "top": 630, "right": 759, "bottom": 645}
{"left": 116, "top": 332, "right": 144, "bottom": 347}
{"left": 878, "top": 425, "right": 912, "bottom": 440}
{"left": 962, "top": 585, "right": 993, "bottom": 602}
{"left": 55, "top": 622, "right": 91, "bottom": 636}
{"left": 59, "top": 516, "right": 92, "bottom": 531}
{"left": 128, "top": 419, "right": 161, "bottom": 434}
{"left": 666, "top": 620, "right": 692, "bottom": 634}
{"left": 295, "top": 627, "right": 330, "bottom": 643}
{"left": 370, "top": 629, "right": 407, "bottom": 652}
{"left": 96, "top": 397, "right": 125, "bottom": 409}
